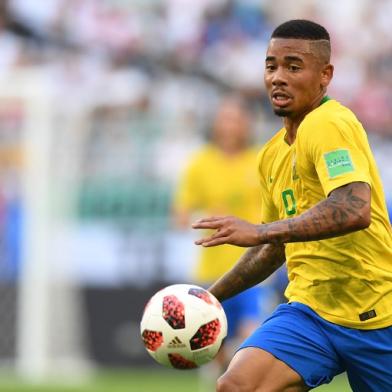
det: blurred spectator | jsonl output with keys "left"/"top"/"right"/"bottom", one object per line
{"left": 0, "top": 0, "right": 389, "bottom": 139}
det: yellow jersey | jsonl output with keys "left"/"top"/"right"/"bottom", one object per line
{"left": 257, "top": 98, "right": 392, "bottom": 329}
{"left": 175, "top": 144, "right": 261, "bottom": 282}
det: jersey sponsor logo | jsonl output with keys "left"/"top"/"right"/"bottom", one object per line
{"left": 167, "top": 336, "right": 186, "bottom": 349}
{"left": 324, "top": 149, "right": 354, "bottom": 178}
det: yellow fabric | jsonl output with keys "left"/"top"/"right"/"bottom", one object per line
{"left": 175, "top": 144, "right": 261, "bottom": 282}
{"left": 257, "top": 99, "right": 392, "bottom": 329}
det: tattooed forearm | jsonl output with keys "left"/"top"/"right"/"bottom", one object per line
{"left": 208, "top": 244, "right": 285, "bottom": 302}
{"left": 258, "top": 182, "right": 371, "bottom": 244}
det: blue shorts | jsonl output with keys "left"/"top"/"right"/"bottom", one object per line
{"left": 239, "top": 302, "right": 392, "bottom": 391}
{"left": 222, "top": 285, "right": 274, "bottom": 340}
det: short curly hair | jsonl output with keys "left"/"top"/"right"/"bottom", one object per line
{"left": 271, "top": 19, "right": 331, "bottom": 63}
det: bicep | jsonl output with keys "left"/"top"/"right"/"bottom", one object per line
{"left": 327, "top": 182, "right": 371, "bottom": 228}
{"left": 328, "top": 181, "right": 370, "bottom": 206}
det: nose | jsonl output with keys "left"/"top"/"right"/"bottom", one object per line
{"left": 271, "top": 67, "right": 287, "bottom": 86}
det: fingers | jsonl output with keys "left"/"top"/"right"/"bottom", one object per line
{"left": 194, "top": 226, "right": 231, "bottom": 246}
{"left": 192, "top": 216, "right": 238, "bottom": 246}
{"left": 195, "top": 235, "right": 230, "bottom": 247}
{"left": 192, "top": 216, "right": 226, "bottom": 229}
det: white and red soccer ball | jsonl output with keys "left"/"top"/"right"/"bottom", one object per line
{"left": 140, "top": 284, "right": 227, "bottom": 369}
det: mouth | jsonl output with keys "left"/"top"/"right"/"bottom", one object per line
{"left": 271, "top": 91, "right": 292, "bottom": 108}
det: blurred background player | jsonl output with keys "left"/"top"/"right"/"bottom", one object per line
{"left": 172, "top": 94, "right": 282, "bottom": 386}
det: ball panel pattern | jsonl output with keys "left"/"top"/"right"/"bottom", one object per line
{"left": 190, "top": 318, "right": 221, "bottom": 350}
{"left": 162, "top": 295, "right": 186, "bottom": 329}
{"left": 188, "top": 287, "right": 213, "bottom": 304}
{"left": 141, "top": 330, "right": 164, "bottom": 352}
{"left": 168, "top": 353, "right": 198, "bottom": 369}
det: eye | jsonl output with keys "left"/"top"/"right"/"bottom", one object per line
{"left": 288, "top": 64, "right": 301, "bottom": 72}
{"left": 265, "top": 64, "right": 276, "bottom": 72}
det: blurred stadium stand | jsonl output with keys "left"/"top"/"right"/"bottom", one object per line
{"left": 0, "top": 0, "right": 390, "bottom": 382}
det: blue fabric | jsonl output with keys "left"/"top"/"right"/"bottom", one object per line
{"left": 239, "top": 302, "right": 392, "bottom": 391}
{"left": 0, "top": 198, "right": 22, "bottom": 280}
{"left": 222, "top": 285, "right": 273, "bottom": 340}
{"left": 387, "top": 198, "right": 392, "bottom": 223}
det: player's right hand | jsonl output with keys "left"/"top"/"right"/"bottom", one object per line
{"left": 192, "top": 216, "right": 262, "bottom": 247}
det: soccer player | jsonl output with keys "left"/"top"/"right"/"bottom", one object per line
{"left": 193, "top": 20, "right": 392, "bottom": 392}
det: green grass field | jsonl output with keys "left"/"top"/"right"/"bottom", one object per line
{"left": 0, "top": 369, "right": 351, "bottom": 392}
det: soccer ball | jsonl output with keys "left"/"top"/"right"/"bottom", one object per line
{"left": 140, "top": 284, "right": 227, "bottom": 369}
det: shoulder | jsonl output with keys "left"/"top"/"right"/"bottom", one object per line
{"left": 179, "top": 145, "right": 217, "bottom": 179}
{"left": 299, "top": 100, "right": 367, "bottom": 148}
{"left": 187, "top": 144, "right": 217, "bottom": 164}
{"left": 301, "top": 99, "right": 362, "bottom": 133}
{"left": 242, "top": 146, "right": 261, "bottom": 162}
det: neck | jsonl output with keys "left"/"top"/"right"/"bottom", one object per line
{"left": 284, "top": 92, "right": 327, "bottom": 145}
{"left": 219, "top": 145, "right": 244, "bottom": 156}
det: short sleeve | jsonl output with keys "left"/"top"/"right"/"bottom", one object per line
{"left": 307, "top": 119, "right": 371, "bottom": 197}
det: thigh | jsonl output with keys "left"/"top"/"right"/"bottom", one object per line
{"left": 239, "top": 303, "right": 344, "bottom": 389}
{"left": 335, "top": 325, "right": 392, "bottom": 392}
{"left": 219, "top": 347, "right": 309, "bottom": 392}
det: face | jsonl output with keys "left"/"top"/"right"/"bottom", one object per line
{"left": 264, "top": 38, "right": 333, "bottom": 118}
{"left": 213, "top": 100, "right": 250, "bottom": 151}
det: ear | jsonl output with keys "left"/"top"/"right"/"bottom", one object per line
{"left": 321, "top": 64, "right": 334, "bottom": 88}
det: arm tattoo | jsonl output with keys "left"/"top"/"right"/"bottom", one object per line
{"left": 257, "top": 182, "right": 370, "bottom": 244}
{"left": 209, "top": 244, "right": 285, "bottom": 302}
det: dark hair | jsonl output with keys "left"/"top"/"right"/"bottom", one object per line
{"left": 271, "top": 19, "right": 330, "bottom": 41}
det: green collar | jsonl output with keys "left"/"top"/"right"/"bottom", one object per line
{"left": 319, "top": 95, "right": 331, "bottom": 106}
